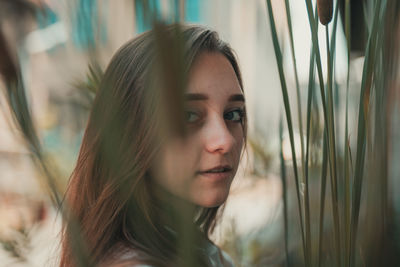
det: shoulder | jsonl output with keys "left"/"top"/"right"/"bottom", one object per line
{"left": 101, "top": 241, "right": 235, "bottom": 267}
{"left": 204, "top": 240, "right": 234, "bottom": 267}
{"left": 103, "top": 262, "right": 153, "bottom": 267}
{"left": 99, "top": 243, "right": 154, "bottom": 267}
{"left": 219, "top": 250, "right": 234, "bottom": 267}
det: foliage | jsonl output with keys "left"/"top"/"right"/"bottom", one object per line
{"left": 267, "top": 0, "right": 400, "bottom": 266}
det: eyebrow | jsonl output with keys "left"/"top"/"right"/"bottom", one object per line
{"left": 185, "top": 93, "right": 245, "bottom": 102}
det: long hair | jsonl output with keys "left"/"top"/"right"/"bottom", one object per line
{"left": 60, "top": 24, "right": 246, "bottom": 267}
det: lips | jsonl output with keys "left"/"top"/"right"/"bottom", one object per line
{"left": 199, "top": 165, "right": 232, "bottom": 173}
{"left": 197, "top": 165, "right": 233, "bottom": 180}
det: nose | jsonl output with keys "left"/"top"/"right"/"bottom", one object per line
{"left": 203, "top": 115, "right": 236, "bottom": 154}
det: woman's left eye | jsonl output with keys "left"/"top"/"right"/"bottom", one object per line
{"left": 224, "top": 108, "right": 244, "bottom": 123}
{"left": 186, "top": 111, "right": 201, "bottom": 123}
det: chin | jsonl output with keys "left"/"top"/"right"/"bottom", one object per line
{"left": 194, "top": 192, "right": 229, "bottom": 208}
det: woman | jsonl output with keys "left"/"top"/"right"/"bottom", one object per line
{"left": 60, "top": 24, "right": 246, "bottom": 267}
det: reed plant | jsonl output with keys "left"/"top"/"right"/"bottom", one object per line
{"left": 1, "top": 0, "right": 400, "bottom": 266}
{"left": 268, "top": 0, "right": 400, "bottom": 266}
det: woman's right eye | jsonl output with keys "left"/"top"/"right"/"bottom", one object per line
{"left": 186, "top": 111, "right": 200, "bottom": 123}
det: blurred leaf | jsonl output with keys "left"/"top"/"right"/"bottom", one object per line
{"left": 350, "top": 1, "right": 386, "bottom": 266}
{"left": 153, "top": 23, "right": 187, "bottom": 137}
{"left": 0, "top": 29, "right": 18, "bottom": 83}
{"left": 0, "top": 10, "right": 92, "bottom": 267}
{"left": 73, "top": 62, "right": 103, "bottom": 106}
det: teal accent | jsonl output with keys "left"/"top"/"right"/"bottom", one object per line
{"left": 135, "top": 0, "right": 162, "bottom": 33}
{"left": 72, "top": 0, "right": 96, "bottom": 48}
{"left": 72, "top": 0, "right": 108, "bottom": 49}
{"left": 134, "top": 0, "right": 201, "bottom": 33}
{"left": 35, "top": 5, "right": 64, "bottom": 53}
{"left": 173, "top": 0, "right": 180, "bottom": 22}
{"left": 185, "top": 0, "right": 201, "bottom": 23}
{"left": 36, "top": 5, "right": 58, "bottom": 29}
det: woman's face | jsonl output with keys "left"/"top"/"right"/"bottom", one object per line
{"left": 153, "top": 52, "right": 245, "bottom": 208}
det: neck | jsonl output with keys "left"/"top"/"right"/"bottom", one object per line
{"left": 150, "top": 181, "right": 198, "bottom": 230}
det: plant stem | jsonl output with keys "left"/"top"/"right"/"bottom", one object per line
{"left": 265, "top": 0, "right": 307, "bottom": 263}
{"left": 318, "top": 130, "right": 328, "bottom": 267}
{"left": 349, "top": 1, "right": 385, "bottom": 266}
{"left": 325, "top": 25, "right": 341, "bottom": 267}
{"left": 280, "top": 116, "right": 290, "bottom": 267}
{"left": 284, "top": 0, "right": 305, "bottom": 183}
{"left": 344, "top": 1, "right": 351, "bottom": 266}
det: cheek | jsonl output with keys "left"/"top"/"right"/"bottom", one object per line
{"left": 154, "top": 140, "right": 201, "bottom": 194}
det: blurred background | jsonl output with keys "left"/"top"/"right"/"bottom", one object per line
{"left": 0, "top": 0, "right": 399, "bottom": 266}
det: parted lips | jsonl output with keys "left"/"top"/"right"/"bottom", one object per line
{"left": 317, "top": 0, "right": 333, "bottom": 25}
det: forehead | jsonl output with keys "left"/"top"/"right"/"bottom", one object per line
{"left": 187, "top": 52, "right": 242, "bottom": 96}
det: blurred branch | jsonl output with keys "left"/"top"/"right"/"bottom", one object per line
{"left": 0, "top": 3, "right": 92, "bottom": 266}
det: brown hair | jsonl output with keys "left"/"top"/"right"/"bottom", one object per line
{"left": 60, "top": 24, "right": 245, "bottom": 267}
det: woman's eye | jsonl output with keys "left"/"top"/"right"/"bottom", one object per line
{"left": 224, "top": 109, "right": 244, "bottom": 123}
{"left": 186, "top": 111, "right": 200, "bottom": 123}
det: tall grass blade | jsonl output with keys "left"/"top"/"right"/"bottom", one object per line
{"left": 304, "top": 47, "right": 314, "bottom": 267}
{"left": 283, "top": 0, "right": 310, "bottom": 264}
{"left": 304, "top": 0, "right": 343, "bottom": 264}
{"left": 344, "top": 1, "right": 351, "bottom": 265}
{"left": 328, "top": 1, "right": 342, "bottom": 263}
{"left": 330, "top": 3, "right": 345, "bottom": 260}
{"left": 304, "top": 6, "right": 319, "bottom": 263}
{"left": 318, "top": 130, "right": 328, "bottom": 267}
{"left": 329, "top": 1, "right": 340, "bottom": 66}
{"left": 280, "top": 116, "right": 290, "bottom": 267}
{"left": 344, "top": 136, "right": 351, "bottom": 266}
{"left": 304, "top": 7, "right": 319, "bottom": 266}
{"left": 284, "top": 0, "right": 305, "bottom": 182}
{"left": 304, "top": 0, "right": 327, "bottom": 112}
{"left": 302, "top": 0, "right": 330, "bottom": 128}
{"left": 349, "top": 1, "right": 386, "bottom": 266}
{"left": 265, "top": 0, "right": 306, "bottom": 262}
{"left": 303, "top": 4, "right": 334, "bottom": 231}
{"left": 325, "top": 19, "right": 341, "bottom": 267}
